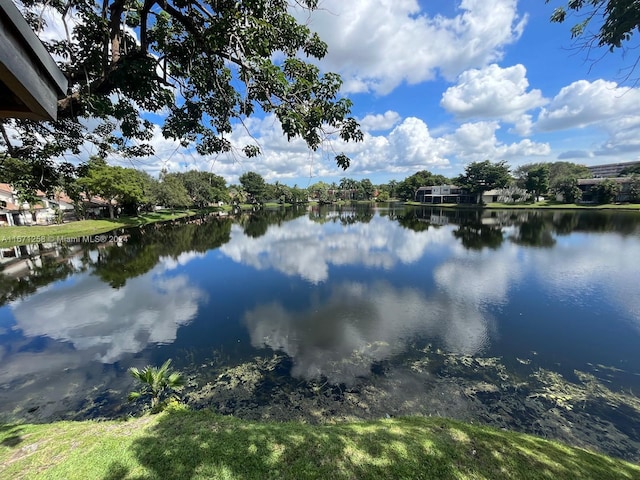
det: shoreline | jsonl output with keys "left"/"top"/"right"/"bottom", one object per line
{"left": 404, "top": 201, "right": 640, "bottom": 211}
{"left": 0, "top": 209, "right": 207, "bottom": 249}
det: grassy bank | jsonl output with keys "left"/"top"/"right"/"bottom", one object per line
{"left": 405, "top": 201, "right": 640, "bottom": 210}
{"left": 484, "top": 201, "right": 640, "bottom": 210}
{"left": 1, "top": 411, "right": 638, "bottom": 480}
{"left": 0, "top": 210, "right": 198, "bottom": 248}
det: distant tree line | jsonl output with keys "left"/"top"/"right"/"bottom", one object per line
{"left": 2, "top": 157, "right": 639, "bottom": 219}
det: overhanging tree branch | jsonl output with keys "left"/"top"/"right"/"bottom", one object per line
{"left": 7, "top": 0, "right": 362, "bottom": 183}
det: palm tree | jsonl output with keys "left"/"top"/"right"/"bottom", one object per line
{"left": 388, "top": 180, "right": 398, "bottom": 199}
{"left": 128, "top": 359, "right": 184, "bottom": 411}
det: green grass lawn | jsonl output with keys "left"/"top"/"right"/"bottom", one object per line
{"left": 1, "top": 411, "right": 638, "bottom": 480}
{"left": 483, "top": 201, "right": 640, "bottom": 210}
{"left": 404, "top": 201, "right": 640, "bottom": 210}
{"left": 262, "top": 202, "right": 292, "bottom": 208}
{"left": 0, "top": 210, "right": 198, "bottom": 248}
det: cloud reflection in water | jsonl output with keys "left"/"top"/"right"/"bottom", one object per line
{"left": 233, "top": 215, "right": 529, "bottom": 385}
{"left": 220, "top": 215, "right": 452, "bottom": 283}
{"left": 237, "top": 212, "right": 639, "bottom": 387}
{"left": 0, "top": 253, "right": 207, "bottom": 419}
{"left": 7, "top": 254, "right": 207, "bottom": 366}
{"left": 244, "top": 272, "right": 509, "bottom": 385}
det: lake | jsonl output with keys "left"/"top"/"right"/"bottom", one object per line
{"left": 1, "top": 206, "right": 640, "bottom": 461}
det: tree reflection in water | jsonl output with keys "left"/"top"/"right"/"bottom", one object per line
{"left": 0, "top": 206, "right": 640, "bottom": 462}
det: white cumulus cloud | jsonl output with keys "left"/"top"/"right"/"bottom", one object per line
{"left": 537, "top": 79, "right": 640, "bottom": 131}
{"left": 441, "top": 64, "right": 547, "bottom": 135}
{"left": 300, "top": 0, "right": 527, "bottom": 94}
{"left": 535, "top": 79, "right": 640, "bottom": 157}
{"left": 359, "top": 111, "right": 402, "bottom": 132}
{"left": 444, "top": 121, "right": 550, "bottom": 163}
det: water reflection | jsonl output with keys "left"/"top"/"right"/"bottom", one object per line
{"left": 236, "top": 206, "right": 308, "bottom": 238}
{"left": 0, "top": 245, "right": 85, "bottom": 305}
{"left": 241, "top": 214, "right": 529, "bottom": 384}
{"left": 220, "top": 209, "right": 451, "bottom": 283}
{"left": 0, "top": 207, "right": 638, "bottom": 449}
{"left": 1, "top": 219, "right": 234, "bottom": 362}
{"left": 526, "top": 234, "right": 640, "bottom": 325}
{"left": 509, "top": 213, "right": 556, "bottom": 248}
{"left": 92, "top": 218, "right": 232, "bottom": 288}
{"left": 245, "top": 279, "right": 498, "bottom": 385}
{"left": 0, "top": 218, "right": 232, "bottom": 304}
{"left": 0, "top": 262, "right": 207, "bottom": 420}
{"left": 0, "top": 218, "right": 232, "bottom": 419}
{"left": 10, "top": 261, "right": 206, "bottom": 364}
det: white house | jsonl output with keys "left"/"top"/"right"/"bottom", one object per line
{"left": 0, "top": 183, "right": 79, "bottom": 225}
{"left": 0, "top": 183, "right": 27, "bottom": 226}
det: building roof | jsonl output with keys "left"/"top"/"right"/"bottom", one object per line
{"left": 51, "top": 191, "right": 75, "bottom": 205}
{"left": 416, "top": 184, "right": 461, "bottom": 191}
{"left": 587, "top": 161, "right": 640, "bottom": 178}
{"left": 0, "top": 201, "right": 20, "bottom": 211}
{"left": 0, "top": 200, "right": 46, "bottom": 212}
{"left": 578, "top": 177, "right": 633, "bottom": 185}
{"left": 0, "top": 183, "right": 115, "bottom": 208}
{"left": 0, "top": 1, "right": 68, "bottom": 120}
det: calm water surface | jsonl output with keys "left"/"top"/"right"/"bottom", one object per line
{"left": 1, "top": 206, "right": 640, "bottom": 460}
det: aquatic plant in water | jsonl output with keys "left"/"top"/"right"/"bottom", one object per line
{"left": 128, "top": 359, "right": 184, "bottom": 412}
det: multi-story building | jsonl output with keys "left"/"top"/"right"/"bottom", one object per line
{"left": 415, "top": 185, "right": 476, "bottom": 204}
{"left": 588, "top": 161, "right": 640, "bottom": 178}
{"left": 577, "top": 178, "right": 635, "bottom": 203}
{"left": 415, "top": 185, "right": 529, "bottom": 204}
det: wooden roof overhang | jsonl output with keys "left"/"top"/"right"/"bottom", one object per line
{"left": 0, "top": 0, "right": 67, "bottom": 121}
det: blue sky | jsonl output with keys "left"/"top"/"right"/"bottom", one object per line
{"left": 38, "top": 0, "right": 640, "bottom": 186}
{"left": 214, "top": 0, "right": 640, "bottom": 186}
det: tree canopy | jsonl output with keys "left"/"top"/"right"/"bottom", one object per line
{"left": 0, "top": 0, "right": 362, "bottom": 187}
{"left": 396, "top": 170, "right": 449, "bottom": 201}
{"left": 547, "top": 161, "right": 592, "bottom": 191}
{"left": 547, "top": 1, "right": 640, "bottom": 52}
{"left": 590, "top": 178, "right": 621, "bottom": 203}
{"left": 553, "top": 177, "right": 583, "bottom": 203}
{"left": 77, "top": 158, "right": 149, "bottom": 218}
{"left": 239, "top": 171, "right": 267, "bottom": 203}
{"left": 547, "top": 1, "right": 640, "bottom": 78}
{"left": 176, "top": 170, "right": 228, "bottom": 207}
{"left": 455, "top": 160, "right": 511, "bottom": 203}
{"left": 154, "top": 173, "right": 191, "bottom": 210}
{"left": 514, "top": 163, "right": 550, "bottom": 202}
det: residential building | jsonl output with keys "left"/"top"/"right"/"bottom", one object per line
{"left": 577, "top": 177, "right": 635, "bottom": 203}
{"left": 0, "top": 183, "right": 114, "bottom": 225}
{"left": 0, "top": 183, "right": 16, "bottom": 225}
{"left": 0, "top": 183, "right": 47, "bottom": 226}
{"left": 0, "top": 183, "right": 74, "bottom": 225}
{"left": 588, "top": 161, "right": 640, "bottom": 178}
{"left": 415, "top": 185, "right": 476, "bottom": 204}
{"left": 415, "top": 185, "right": 528, "bottom": 204}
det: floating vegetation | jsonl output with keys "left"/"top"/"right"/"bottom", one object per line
{"left": 4, "top": 344, "right": 640, "bottom": 463}
{"left": 173, "top": 346, "right": 640, "bottom": 462}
